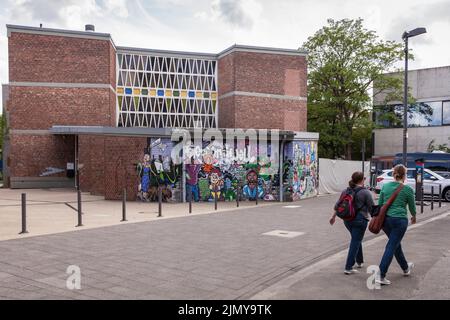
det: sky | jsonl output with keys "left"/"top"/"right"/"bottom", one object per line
{"left": 1, "top": 0, "right": 450, "bottom": 107}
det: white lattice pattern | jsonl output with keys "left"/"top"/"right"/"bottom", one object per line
{"left": 116, "top": 53, "right": 218, "bottom": 128}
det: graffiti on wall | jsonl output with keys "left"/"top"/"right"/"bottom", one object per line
{"left": 136, "top": 137, "right": 318, "bottom": 202}
{"left": 284, "top": 141, "right": 318, "bottom": 201}
{"left": 184, "top": 140, "right": 278, "bottom": 202}
{"left": 136, "top": 138, "right": 181, "bottom": 202}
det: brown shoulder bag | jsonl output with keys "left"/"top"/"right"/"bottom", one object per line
{"left": 368, "top": 184, "right": 404, "bottom": 234}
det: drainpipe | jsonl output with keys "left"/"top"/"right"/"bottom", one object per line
{"left": 279, "top": 139, "right": 285, "bottom": 202}
{"left": 74, "top": 135, "right": 79, "bottom": 190}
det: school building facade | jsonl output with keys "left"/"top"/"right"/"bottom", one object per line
{"left": 2, "top": 24, "right": 318, "bottom": 202}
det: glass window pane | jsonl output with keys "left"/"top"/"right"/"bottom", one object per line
{"left": 408, "top": 101, "right": 442, "bottom": 127}
{"left": 443, "top": 101, "right": 450, "bottom": 125}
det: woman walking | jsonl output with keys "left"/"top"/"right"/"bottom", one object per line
{"left": 376, "top": 164, "right": 416, "bottom": 285}
{"left": 330, "top": 172, "right": 374, "bottom": 274}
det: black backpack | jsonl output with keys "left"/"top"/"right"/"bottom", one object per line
{"left": 335, "top": 187, "right": 363, "bottom": 221}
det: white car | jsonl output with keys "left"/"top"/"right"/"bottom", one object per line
{"left": 375, "top": 168, "right": 450, "bottom": 201}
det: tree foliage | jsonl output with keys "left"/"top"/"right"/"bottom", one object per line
{"left": 303, "top": 18, "right": 407, "bottom": 159}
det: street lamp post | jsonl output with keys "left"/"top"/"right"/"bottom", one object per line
{"left": 402, "top": 27, "right": 427, "bottom": 166}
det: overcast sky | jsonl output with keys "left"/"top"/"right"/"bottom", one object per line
{"left": 1, "top": 0, "right": 449, "bottom": 106}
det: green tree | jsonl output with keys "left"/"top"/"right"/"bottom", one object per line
{"left": 303, "top": 18, "right": 407, "bottom": 160}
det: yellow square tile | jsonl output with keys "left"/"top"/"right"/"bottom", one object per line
{"left": 180, "top": 91, "right": 187, "bottom": 98}
{"left": 133, "top": 88, "right": 141, "bottom": 95}
{"left": 117, "top": 87, "right": 124, "bottom": 94}
{"left": 149, "top": 89, "right": 156, "bottom": 96}
{"left": 165, "top": 90, "right": 172, "bottom": 97}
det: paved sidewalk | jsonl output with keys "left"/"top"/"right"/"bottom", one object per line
{"left": 252, "top": 211, "right": 450, "bottom": 299}
{"left": 0, "top": 188, "right": 275, "bottom": 241}
{"left": 0, "top": 190, "right": 448, "bottom": 300}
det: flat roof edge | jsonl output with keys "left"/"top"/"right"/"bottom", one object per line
{"left": 116, "top": 46, "right": 217, "bottom": 59}
{"left": 6, "top": 24, "right": 112, "bottom": 39}
{"left": 218, "top": 44, "right": 308, "bottom": 58}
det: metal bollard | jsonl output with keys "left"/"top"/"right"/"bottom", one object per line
{"left": 439, "top": 184, "right": 442, "bottom": 208}
{"left": 121, "top": 188, "right": 127, "bottom": 222}
{"left": 431, "top": 186, "right": 434, "bottom": 211}
{"left": 420, "top": 185, "right": 424, "bottom": 214}
{"left": 19, "top": 193, "right": 28, "bottom": 234}
{"left": 158, "top": 186, "right": 162, "bottom": 217}
{"left": 214, "top": 187, "right": 218, "bottom": 211}
{"left": 188, "top": 186, "right": 192, "bottom": 214}
{"left": 236, "top": 184, "right": 240, "bottom": 208}
{"left": 76, "top": 189, "right": 83, "bottom": 227}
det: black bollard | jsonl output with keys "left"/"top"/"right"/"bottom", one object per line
{"left": 188, "top": 187, "right": 192, "bottom": 214}
{"left": 19, "top": 193, "right": 28, "bottom": 234}
{"left": 420, "top": 185, "right": 424, "bottom": 214}
{"left": 439, "top": 184, "right": 442, "bottom": 208}
{"left": 158, "top": 186, "right": 162, "bottom": 217}
{"left": 431, "top": 186, "right": 434, "bottom": 211}
{"left": 121, "top": 188, "right": 127, "bottom": 222}
{"left": 214, "top": 186, "right": 218, "bottom": 211}
{"left": 236, "top": 184, "right": 240, "bottom": 208}
{"left": 76, "top": 189, "right": 83, "bottom": 227}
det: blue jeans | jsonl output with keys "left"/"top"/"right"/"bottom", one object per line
{"left": 344, "top": 214, "right": 368, "bottom": 270}
{"left": 379, "top": 216, "right": 409, "bottom": 278}
{"left": 186, "top": 184, "right": 199, "bottom": 202}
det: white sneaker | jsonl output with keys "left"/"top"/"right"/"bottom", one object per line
{"left": 356, "top": 263, "right": 364, "bottom": 268}
{"left": 403, "top": 262, "right": 414, "bottom": 276}
{"left": 375, "top": 277, "right": 391, "bottom": 285}
{"left": 344, "top": 268, "right": 359, "bottom": 275}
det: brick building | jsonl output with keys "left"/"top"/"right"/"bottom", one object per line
{"left": 2, "top": 24, "right": 317, "bottom": 202}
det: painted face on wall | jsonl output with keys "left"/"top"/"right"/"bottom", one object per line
{"left": 246, "top": 170, "right": 258, "bottom": 188}
{"left": 143, "top": 154, "right": 150, "bottom": 164}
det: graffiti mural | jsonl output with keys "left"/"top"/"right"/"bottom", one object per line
{"left": 182, "top": 140, "right": 280, "bottom": 202}
{"left": 137, "top": 136, "right": 318, "bottom": 202}
{"left": 137, "top": 138, "right": 181, "bottom": 202}
{"left": 284, "top": 140, "right": 318, "bottom": 201}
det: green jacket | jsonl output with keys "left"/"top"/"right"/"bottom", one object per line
{"left": 378, "top": 181, "right": 416, "bottom": 219}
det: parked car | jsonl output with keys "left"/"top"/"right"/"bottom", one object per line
{"left": 374, "top": 168, "right": 450, "bottom": 201}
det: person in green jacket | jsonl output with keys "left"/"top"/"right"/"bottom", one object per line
{"left": 376, "top": 164, "right": 416, "bottom": 286}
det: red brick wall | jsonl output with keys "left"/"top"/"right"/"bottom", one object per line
{"left": 217, "top": 95, "right": 235, "bottom": 129}
{"left": 217, "top": 50, "right": 307, "bottom": 131}
{"left": 9, "top": 86, "right": 114, "bottom": 129}
{"left": 6, "top": 31, "right": 117, "bottom": 190}
{"left": 78, "top": 136, "right": 147, "bottom": 200}
{"left": 217, "top": 53, "right": 235, "bottom": 96}
{"left": 103, "top": 137, "right": 147, "bottom": 200}
{"left": 233, "top": 52, "right": 307, "bottom": 96}
{"left": 9, "top": 134, "right": 74, "bottom": 177}
{"left": 78, "top": 135, "right": 105, "bottom": 195}
{"left": 233, "top": 96, "right": 307, "bottom": 131}
{"left": 9, "top": 33, "right": 112, "bottom": 83}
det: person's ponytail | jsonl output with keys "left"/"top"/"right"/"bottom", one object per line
{"left": 349, "top": 171, "right": 364, "bottom": 189}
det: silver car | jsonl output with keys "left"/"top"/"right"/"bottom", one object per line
{"left": 375, "top": 168, "right": 450, "bottom": 201}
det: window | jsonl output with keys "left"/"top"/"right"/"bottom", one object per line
{"left": 423, "top": 172, "right": 438, "bottom": 180}
{"left": 408, "top": 101, "right": 442, "bottom": 127}
{"left": 443, "top": 101, "right": 450, "bottom": 125}
{"left": 407, "top": 170, "right": 415, "bottom": 179}
{"left": 375, "top": 101, "right": 444, "bottom": 128}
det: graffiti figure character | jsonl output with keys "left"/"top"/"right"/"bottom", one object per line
{"left": 137, "top": 154, "right": 151, "bottom": 201}
{"left": 185, "top": 159, "right": 202, "bottom": 202}
{"left": 209, "top": 168, "right": 224, "bottom": 201}
{"left": 243, "top": 169, "right": 264, "bottom": 200}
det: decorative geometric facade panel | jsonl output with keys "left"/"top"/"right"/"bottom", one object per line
{"left": 116, "top": 53, "right": 218, "bottom": 129}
